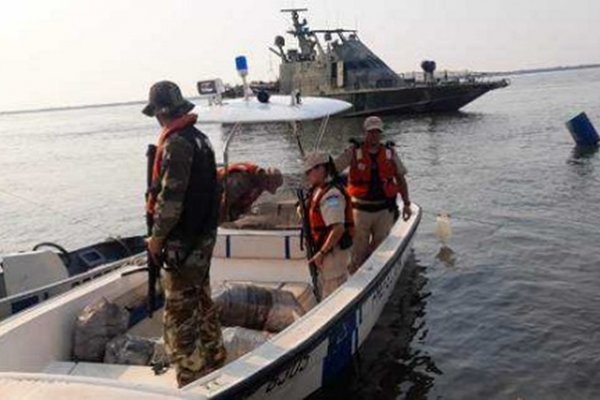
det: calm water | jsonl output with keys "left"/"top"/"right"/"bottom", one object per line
{"left": 1, "top": 69, "right": 599, "bottom": 399}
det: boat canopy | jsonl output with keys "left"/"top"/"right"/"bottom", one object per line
{"left": 193, "top": 95, "right": 351, "bottom": 124}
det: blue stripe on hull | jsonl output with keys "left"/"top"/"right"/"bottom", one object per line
{"left": 322, "top": 309, "right": 358, "bottom": 383}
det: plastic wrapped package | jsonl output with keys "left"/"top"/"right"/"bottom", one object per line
{"left": 73, "top": 298, "right": 129, "bottom": 362}
{"left": 104, "top": 335, "right": 157, "bottom": 365}
{"left": 266, "top": 289, "right": 305, "bottom": 332}
{"left": 280, "top": 282, "right": 318, "bottom": 314}
{"left": 150, "top": 338, "right": 170, "bottom": 371}
{"left": 214, "top": 284, "right": 305, "bottom": 332}
{"left": 222, "top": 327, "right": 273, "bottom": 362}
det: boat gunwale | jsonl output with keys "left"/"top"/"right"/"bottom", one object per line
{"left": 0, "top": 371, "right": 201, "bottom": 400}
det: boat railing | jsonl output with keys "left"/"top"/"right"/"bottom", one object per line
{"left": 397, "top": 71, "right": 509, "bottom": 87}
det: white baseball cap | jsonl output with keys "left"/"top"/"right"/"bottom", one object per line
{"left": 363, "top": 116, "right": 384, "bottom": 132}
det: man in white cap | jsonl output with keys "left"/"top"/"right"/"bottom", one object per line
{"left": 302, "top": 152, "right": 354, "bottom": 298}
{"left": 335, "top": 116, "right": 411, "bottom": 273}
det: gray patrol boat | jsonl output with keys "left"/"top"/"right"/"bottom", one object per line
{"left": 269, "top": 8, "right": 509, "bottom": 117}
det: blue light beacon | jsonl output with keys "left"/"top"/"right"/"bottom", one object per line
{"left": 235, "top": 55, "right": 251, "bottom": 100}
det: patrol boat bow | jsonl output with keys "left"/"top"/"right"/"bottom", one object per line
{"left": 0, "top": 93, "right": 421, "bottom": 400}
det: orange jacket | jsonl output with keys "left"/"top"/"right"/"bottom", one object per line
{"left": 308, "top": 183, "right": 354, "bottom": 250}
{"left": 218, "top": 162, "right": 264, "bottom": 216}
{"left": 347, "top": 143, "right": 399, "bottom": 200}
{"left": 217, "top": 162, "right": 261, "bottom": 181}
{"left": 146, "top": 113, "right": 198, "bottom": 214}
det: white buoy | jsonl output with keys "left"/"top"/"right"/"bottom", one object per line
{"left": 435, "top": 211, "right": 452, "bottom": 245}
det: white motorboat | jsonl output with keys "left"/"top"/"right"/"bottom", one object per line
{"left": 0, "top": 93, "right": 421, "bottom": 400}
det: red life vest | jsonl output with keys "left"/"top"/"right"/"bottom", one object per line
{"left": 218, "top": 162, "right": 264, "bottom": 215}
{"left": 308, "top": 182, "right": 355, "bottom": 250}
{"left": 347, "top": 143, "right": 399, "bottom": 200}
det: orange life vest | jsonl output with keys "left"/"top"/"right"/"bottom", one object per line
{"left": 146, "top": 113, "right": 198, "bottom": 214}
{"left": 217, "top": 162, "right": 262, "bottom": 180}
{"left": 347, "top": 143, "right": 400, "bottom": 200}
{"left": 308, "top": 182, "right": 355, "bottom": 250}
{"left": 218, "top": 162, "right": 264, "bottom": 216}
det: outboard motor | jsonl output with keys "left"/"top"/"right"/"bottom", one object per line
{"left": 421, "top": 60, "right": 437, "bottom": 83}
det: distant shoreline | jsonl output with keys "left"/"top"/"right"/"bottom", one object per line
{"left": 0, "top": 96, "right": 204, "bottom": 117}
{"left": 0, "top": 99, "right": 146, "bottom": 116}
{"left": 2, "top": 64, "right": 599, "bottom": 115}
{"left": 483, "top": 63, "right": 600, "bottom": 77}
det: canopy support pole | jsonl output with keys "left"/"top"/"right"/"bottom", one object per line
{"left": 314, "top": 114, "right": 330, "bottom": 151}
{"left": 291, "top": 121, "right": 306, "bottom": 158}
{"left": 222, "top": 122, "right": 242, "bottom": 221}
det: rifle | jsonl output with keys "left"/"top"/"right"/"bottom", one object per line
{"left": 296, "top": 188, "right": 322, "bottom": 302}
{"left": 145, "top": 144, "right": 160, "bottom": 318}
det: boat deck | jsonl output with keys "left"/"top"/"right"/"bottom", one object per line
{"left": 42, "top": 277, "right": 318, "bottom": 389}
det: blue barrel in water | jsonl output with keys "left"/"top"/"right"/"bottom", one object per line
{"left": 566, "top": 112, "right": 599, "bottom": 146}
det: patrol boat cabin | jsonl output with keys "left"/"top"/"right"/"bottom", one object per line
{"left": 0, "top": 93, "right": 421, "bottom": 400}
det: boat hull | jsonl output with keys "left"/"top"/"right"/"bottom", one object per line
{"left": 326, "top": 81, "right": 508, "bottom": 117}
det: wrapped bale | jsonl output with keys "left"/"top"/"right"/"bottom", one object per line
{"left": 214, "top": 284, "right": 304, "bottom": 332}
{"left": 150, "top": 338, "right": 170, "bottom": 371}
{"left": 267, "top": 289, "right": 305, "bottom": 332}
{"left": 281, "top": 283, "right": 318, "bottom": 314}
{"left": 73, "top": 298, "right": 129, "bottom": 362}
{"left": 222, "top": 327, "right": 273, "bottom": 362}
{"left": 104, "top": 334, "right": 157, "bottom": 365}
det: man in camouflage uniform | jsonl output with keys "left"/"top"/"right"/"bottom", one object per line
{"left": 144, "top": 81, "right": 226, "bottom": 387}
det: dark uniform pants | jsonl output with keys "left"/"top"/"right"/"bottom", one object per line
{"left": 161, "top": 233, "right": 226, "bottom": 387}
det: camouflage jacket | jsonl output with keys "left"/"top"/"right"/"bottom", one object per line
{"left": 152, "top": 134, "right": 195, "bottom": 240}
{"left": 152, "top": 126, "right": 219, "bottom": 242}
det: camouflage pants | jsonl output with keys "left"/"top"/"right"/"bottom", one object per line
{"left": 161, "top": 234, "right": 226, "bottom": 387}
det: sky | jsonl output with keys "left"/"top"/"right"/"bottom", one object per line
{"left": 1, "top": 0, "right": 599, "bottom": 111}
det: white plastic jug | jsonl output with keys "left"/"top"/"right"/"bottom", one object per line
{"left": 435, "top": 212, "right": 452, "bottom": 245}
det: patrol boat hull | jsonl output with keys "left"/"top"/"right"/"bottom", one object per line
{"left": 328, "top": 81, "right": 508, "bottom": 117}
{"left": 0, "top": 203, "right": 421, "bottom": 400}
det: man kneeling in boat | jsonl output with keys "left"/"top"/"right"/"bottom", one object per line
{"left": 335, "top": 116, "right": 411, "bottom": 273}
{"left": 304, "top": 152, "right": 354, "bottom": 298}
{"left": 143, "top": 81, "right": 226, "bottom": 387}
{"left": 218, "top": 163, "right": 283, "bottom": 222}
